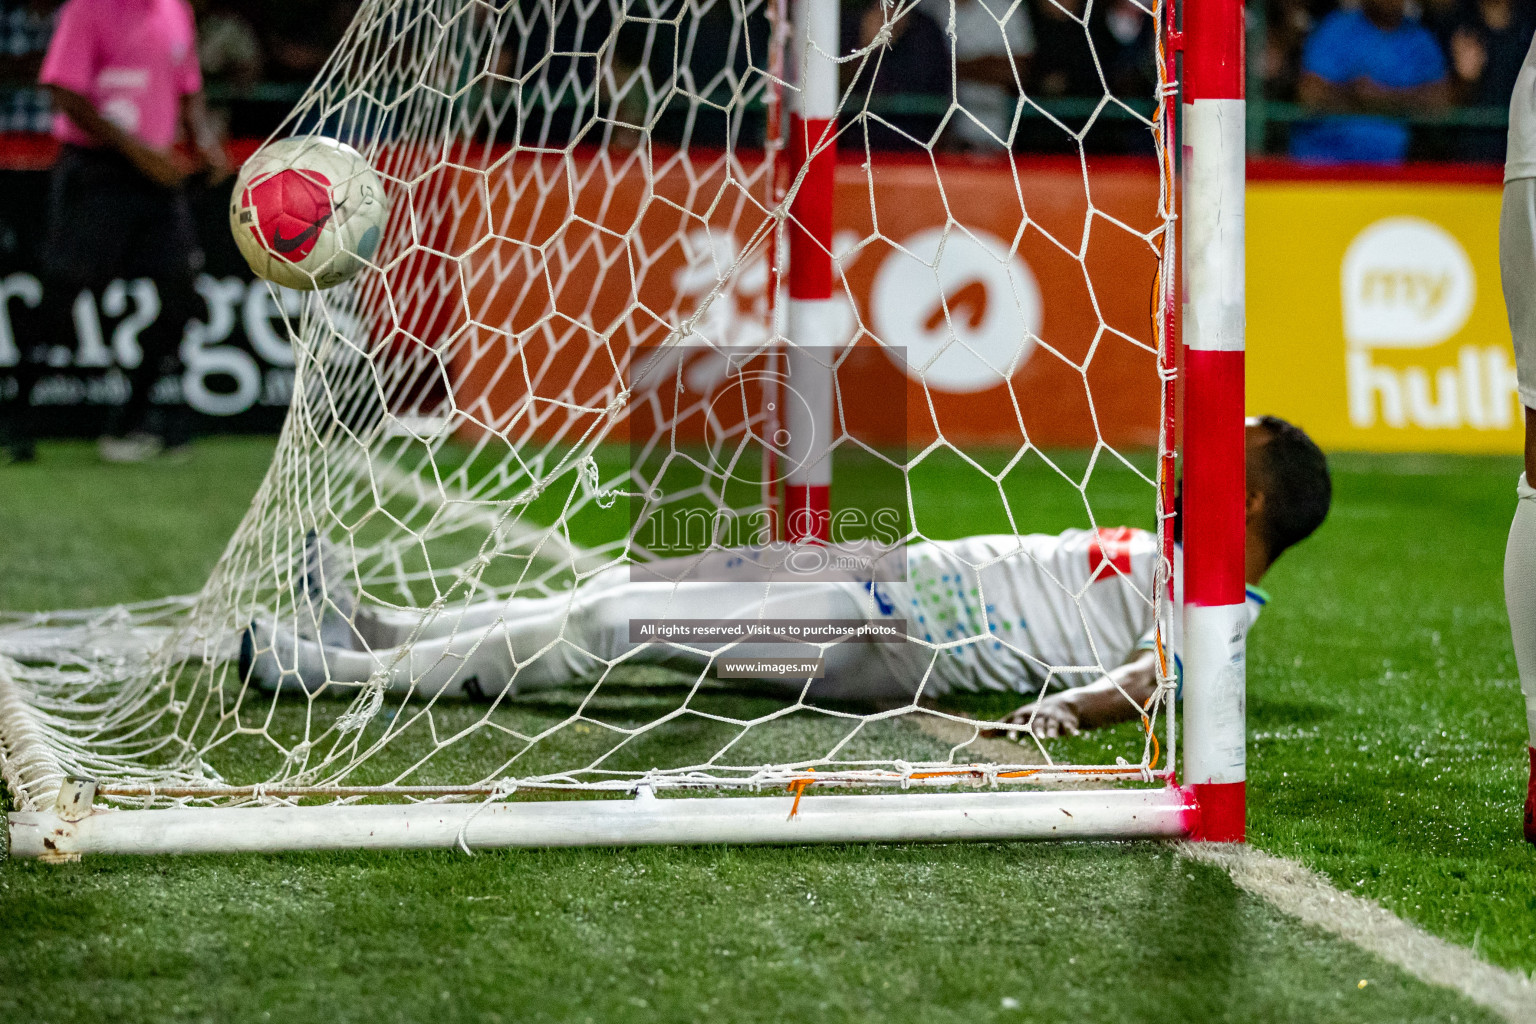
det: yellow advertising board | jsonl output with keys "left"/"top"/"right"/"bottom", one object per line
{"left": 1248, "top": 178, "right": 1520, "bottom": 453}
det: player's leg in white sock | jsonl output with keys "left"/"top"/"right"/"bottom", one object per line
{"left": 242, "top": 565, "right": 912, "bottom": 702}
{"left": 1504, "top": 464, "right": 1536, "bottom": 844}
{"left": 356, "top": 550, "right": 805, "bottom": 648}
{"left": 1497, "top": 176, "right": 1536, "bottom": 843}
{"left": 372, "top": 570, "right": 638, "bottom": 694}
{"left": 1505, "top": 475, "right": 1536, "bottom": 720}
{"left": 353, "top": 568, "right": 629, "bottom": 649}
{"left": 309, "top": 570, "right": 859, "bottom": 696}
{"left": 244, "top": 592, "right": 615, "bottom": 697}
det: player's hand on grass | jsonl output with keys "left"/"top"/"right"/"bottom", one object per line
{"left": 999, "top": 695, "right": 1081, "bottom": 740}
{"left": 985, "top": 652, "right": 1158, "bottom": 740}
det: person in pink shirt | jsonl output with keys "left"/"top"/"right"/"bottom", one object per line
{"left": 2, "top": 0, "right": 226, "bottom": 463}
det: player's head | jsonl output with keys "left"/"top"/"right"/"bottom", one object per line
{"left": 1245, "top": 415, "right": 1331, "bottom": 566}
{"left": 1361, "top": 0, "right": 1407, "bottom": 28}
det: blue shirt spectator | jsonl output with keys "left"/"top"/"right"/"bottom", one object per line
{"left": 1291, "top": 0, "right": 1450, "bottom": 163}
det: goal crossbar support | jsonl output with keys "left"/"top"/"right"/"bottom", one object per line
{"left": 6, "top": 788, "right": 1196, "bottom": 860}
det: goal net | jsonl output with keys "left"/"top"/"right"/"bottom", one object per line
{"left": 0, "top": 0, "right": 1214, "bottom": 857}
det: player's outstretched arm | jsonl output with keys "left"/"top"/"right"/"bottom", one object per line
{"left": 994, "top": 650, "right": 1159, "bottom": 738}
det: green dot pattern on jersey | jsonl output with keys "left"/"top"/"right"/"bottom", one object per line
{"left": 906, "top": 554, "right": 1023, "bottom": 652}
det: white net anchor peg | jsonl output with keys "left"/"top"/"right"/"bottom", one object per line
{"left": 53, "top": 776, "right": 98, "bottom": 823}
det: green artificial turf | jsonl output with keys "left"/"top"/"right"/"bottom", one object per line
{"left": 0, "top": 437, "right": 1529, "bottom": 1023}
{"left": 0, "top": 843, "right": 1499, "bottom": 1024}
{"left": 0, "top": 439, "right": 276, "bottom": 611}
{"left": 1248, "top": 452, "right": 1536, "bottom": 973}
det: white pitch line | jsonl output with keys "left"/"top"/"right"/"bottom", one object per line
{"left": 1183, "top": 842, "right": 1536, "bottom": 1023}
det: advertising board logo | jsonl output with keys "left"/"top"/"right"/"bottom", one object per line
{"left": 872, "top": 227, "right": 1042, "bottom": 393}
{"left": 1340, "top": 216, "right": 1517, "bottom": 432}
{"left": 1342, "top": 216, "right": 1475, "bottom": 350}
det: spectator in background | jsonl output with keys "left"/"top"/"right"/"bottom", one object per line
{"left": 1087, "top": 0, "right": 1158, "bottom": 152}
{"left": 1259, "top": 0, "right": 1330, "bottom": 101}
{"left": 1449, "top": 0, "right": 1536, "bottom": 161}
{"left": 1291, "top": 0, "right": 1451, "bottom": 163}
{"left": 1091, "top": 0, "right": 1157, "bottom": 98}
{"left": 192, "top": 0, "right": 260, "bottom": 138}
{"left": 259, "top": 0, "right": 355, "bottom": 84}
{"left": 490, "top": 0, "right": 613, "bottom": 145}
{"left": 0, "top": 0, "right": 55, "bottom": 133}
{"left": 925, "top": 0, "right": 1033, "bottom": 152}
{"left": 1018, "top": 0, "right": 1101, "bottom": 151}
{"left": 11, "top": 0, "right": 226, "bottom": 463}
{"left": 843, "top": 0, "right": 950, "bottom": 151}
{"left": 194, "top": 0, "right": 259, "bottom": 89}
{"left": 1420, "top": 0, "right": 1467, "bottom": 44}
{"left": 614, "top": 0, "right": 768, "bottom": 149}
{"left": 1030, "top": 0, "right": 1099, "bottom": 99}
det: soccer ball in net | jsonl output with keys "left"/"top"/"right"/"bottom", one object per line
{"left": 229, "top": 136, "right": 388, "bottom": 291}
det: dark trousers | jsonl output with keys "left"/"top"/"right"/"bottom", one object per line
{"left": 5, "top": 144, "right": 204, "bottom": 447}
{"left": 7, "top": 275, "right": 199, "bottom": 445}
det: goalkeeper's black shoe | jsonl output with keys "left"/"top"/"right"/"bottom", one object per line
{"left": 302, "top": 529, "right": 358, "bottom": 649}
{"left": 235, "top": 620, "right": 341, "bottom": 694}
{"left": 3, "top": 425, "right": 35, "bottom": 464}
{"left": 238, "top": 625, "right": 256, "bottom": 687}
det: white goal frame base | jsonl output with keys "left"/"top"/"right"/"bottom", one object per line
{"left": 6, "top": 788, "right": 1194, "bottom": 861}
{"left": 0, "top": 0, "right": 1252, "bottom": 859}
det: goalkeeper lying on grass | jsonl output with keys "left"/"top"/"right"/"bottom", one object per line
{"left": 241, "top": 416, "right": 1330, "bottom": 737}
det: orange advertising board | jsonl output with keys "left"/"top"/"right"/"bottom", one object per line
{"left": 440, "top": 150, "right": 1166, "bottom": 451}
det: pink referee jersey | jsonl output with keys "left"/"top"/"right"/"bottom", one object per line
{"left": 38, "top": 0, "right": 201, "bottom": 151}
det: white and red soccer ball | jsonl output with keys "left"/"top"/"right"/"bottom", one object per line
{"left": 229, "top": 136, "right": 387, "bottom": 291}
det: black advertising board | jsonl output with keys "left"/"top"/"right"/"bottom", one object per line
{"left": 0, "top": 166, "right": 292, "bottom": 436}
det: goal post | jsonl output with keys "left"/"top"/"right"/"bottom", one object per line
{"left": 0, "top": 0, "right": 1247, "bottom": 859}
{"left": 9, "top": 782, "right": 1194, "bottom": 859}
{"left": 782, "top": 0, "right": 838, "bottom": 544}
{"left": 1181, "top": 0, "right": 1249, "bottom": 843}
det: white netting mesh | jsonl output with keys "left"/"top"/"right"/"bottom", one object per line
{"left": 0, "top": 0, "right": 1176, "bottom": 813}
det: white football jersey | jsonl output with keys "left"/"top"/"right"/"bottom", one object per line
{"left": 867, "top": 530, "right": 1267, "bottom": 696}
{"left": 1507, "top": 33, "right": 1536, "bottom": 182}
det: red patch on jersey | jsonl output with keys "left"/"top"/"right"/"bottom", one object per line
{"left": 1087, "top": 526, "right": 1135, "bottom": 581}
{"left": 245, "top": 168, "right": 334, "bottom": 263}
